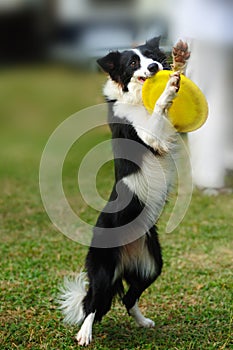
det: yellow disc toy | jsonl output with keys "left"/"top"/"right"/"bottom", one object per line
{"left": 142, "top": 70, "right": 208, "bottom": 133}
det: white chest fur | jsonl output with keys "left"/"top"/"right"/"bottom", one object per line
{"left": 122, "top": 148, "right": 175, "bottom": 224}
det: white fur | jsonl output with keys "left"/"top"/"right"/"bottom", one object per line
{"left": 122, "top": 149, "right": 175, "bottom": 226}
{"left": 103, "top": 77, "right": 144, "bottom": 105}
{"left": 76, "top": 312, "right": 96, "bottom": 346}
{"left": 129, "top": 302, "right": 155, "bottom": 328}
{"left": 58, "top": 273, "right": 87, "bottom": 325}
{"left": 114, "top": 102, "right": 176, "bottom": 153}
{"left": 112, "top": 235, "right": 157, "bottom": 284}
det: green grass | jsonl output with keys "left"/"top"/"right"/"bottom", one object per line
{"left": 0, "top": 65, "right": 233, "bottom": 350}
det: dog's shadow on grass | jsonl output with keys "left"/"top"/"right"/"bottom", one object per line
{"left": 92, "top": 317, "right": 179, "bottom": 349}
{"left": 91, "top": 313, "right": 212, "bottom": 349}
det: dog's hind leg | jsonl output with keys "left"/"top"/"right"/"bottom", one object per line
{"left": 122, "top": 233, "right": 162, "bottom": 328}
{"left": 76, "top": 267, "right": 117, "bottom": 346}
{"left": 75, "top": 287, "right": 114, "bottom": 346}
{"left": 129, "top": 302, "right": 155, "bottom": 328}
{"left": 76, "top": 311, "right": 96, "bottom": 346}
{"left": 122, "top": 280, "right": 156, "bottom": 328}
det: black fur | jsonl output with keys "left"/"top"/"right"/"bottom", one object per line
{"left": 137, "top": 37, "right": 170, "bottom": 70}
{"left": 98, "top": 50, "right": 142, "bottom": 92}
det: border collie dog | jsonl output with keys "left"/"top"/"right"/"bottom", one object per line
{"left": 59, "top": 37, "right": 183, "bottom": 346}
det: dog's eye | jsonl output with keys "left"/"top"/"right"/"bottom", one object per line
{"left": 130, "top": 60, "right": 136, "bottom": 67}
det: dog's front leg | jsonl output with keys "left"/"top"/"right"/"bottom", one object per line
{"left": 140, "top": 72, "right": 180, "bottom": 153}
{"left": 154, "top": 71, "right": 180, "bottom": 113}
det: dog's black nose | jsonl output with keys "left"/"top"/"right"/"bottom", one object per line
{"left": 148, "top": 63, "right": 159, "bottom": 73}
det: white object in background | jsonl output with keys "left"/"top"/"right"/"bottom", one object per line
{"left": 170, "top": 0, "right": 233, "bottom": 191}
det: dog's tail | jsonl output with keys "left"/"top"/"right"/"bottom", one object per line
{"left": 58, "top": 272, "right": 88, "bottom": 325}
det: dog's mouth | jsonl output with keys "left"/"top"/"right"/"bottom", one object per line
{"left": 138, "top": 76, "right": 147, "bottom": 84}
{"left": 138, "top": 73, "right": 157, "bottom": 84}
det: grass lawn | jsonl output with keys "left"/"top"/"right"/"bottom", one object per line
{"left": 0, "top": 65, "right": 232, "bottom": 350}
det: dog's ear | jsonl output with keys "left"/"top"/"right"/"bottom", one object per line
{"left": 97, "top": 51, "right": 121, "bottom": 75}
{"left": 146, "top": 36, "right": 161, "bottom": 48}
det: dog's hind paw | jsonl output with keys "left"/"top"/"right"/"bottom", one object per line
{"left": 129, "top": 303, "right": 155, "bottom": 328}
{"left": 75, "top": 312, "right": 95, "bottom": 346}
{"left": 76, "top": 328, "right": 92, "bottom": 346}
{"left": 137, "top": 317, "right": 155, "bottom": 328}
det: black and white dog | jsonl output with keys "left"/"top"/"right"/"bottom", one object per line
{"left": 59, "top": 37, "right": 186, "bottom": 346}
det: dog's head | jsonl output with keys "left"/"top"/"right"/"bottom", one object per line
{"left": 97, "top": 36, "right": 169, "bottom": 94}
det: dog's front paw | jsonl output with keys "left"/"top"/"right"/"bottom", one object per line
{"left": 173, "top": 40, "right": 190, "bottom": 64}
{"left": 172, "top": 40, "right": 190, "bottom": 73}
{"left": 154, "top": 72, "right": 180, "bottom": 112}
{"left": 168, "top": 71, "right": 181, "bottom": 93}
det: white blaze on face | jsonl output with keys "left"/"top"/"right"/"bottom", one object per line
{"left": 132, "top": 49, "right": 163, "bottom": 83}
